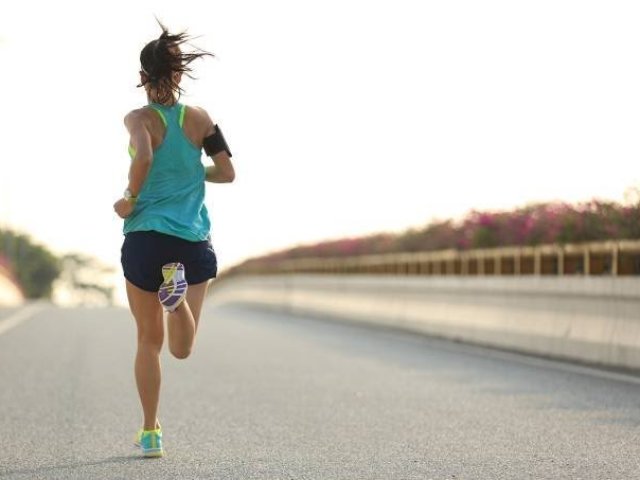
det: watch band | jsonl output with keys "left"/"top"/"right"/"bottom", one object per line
{"left": 124, "top": 188, "right": 138, "bottom": 203}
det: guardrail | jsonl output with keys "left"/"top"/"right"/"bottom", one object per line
{"left": 227, "top": 239, "right": 640, "bottom": 277}
{"left": 215, "top": 239, "right": 640, "bottom": 370}
{"left": 211, "top": 273, "right": 640, "bottom": 370}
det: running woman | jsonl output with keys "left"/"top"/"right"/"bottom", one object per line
{"left": 113, "top": 23, "right": 235, "bottom": 458}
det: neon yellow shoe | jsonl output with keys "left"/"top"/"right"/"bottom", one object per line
{"left": 139, "top": 427, "right": 164, "bottom": 458}
{"left": 133, "top": 421, "right": 161, "bottom": 447}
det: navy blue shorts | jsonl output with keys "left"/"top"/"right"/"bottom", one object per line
{"left": 121, "top": 230, "right": 217, "bottom": 292}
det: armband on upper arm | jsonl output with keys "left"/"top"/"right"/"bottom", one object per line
{"left": 202, "top": 125, "right": 232, "bottom": 158}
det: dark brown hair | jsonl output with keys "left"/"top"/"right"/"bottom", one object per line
{"left": 139, "top": 21, "right": 213, "bottom": 104}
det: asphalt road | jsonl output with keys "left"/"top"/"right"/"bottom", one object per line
{"left": 1, "top": 302, "right": 640, "bottom": 479}
{"left": 0, "top": 307, "right": 22, "bottom": 321}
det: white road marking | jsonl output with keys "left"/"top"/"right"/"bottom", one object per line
{"left": 391, "top": 326, "right": 640, "bottom": 386}
{"left": 471, "top": 345, "right": 640, "bottom": 386}
{"left": 0, "top": 303, "right": 47, "bottom": 336}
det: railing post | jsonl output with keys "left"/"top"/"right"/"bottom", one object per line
{"left": 447, "top": 259, "right": 454, "bottom": 275}
{"left": 408, "top": 262, "right": 416, "bottom": 275}
{"left": 584, "top": 248, "right": 590, "bottom": 276}
{"left": 534, "top": 250, "right": 541, "bottom": 276}
{"left": 558, "top": 248, "right": 564, "bottom": 276}
{"left": 612, "top": 245, "right": 619, "bottom": 276}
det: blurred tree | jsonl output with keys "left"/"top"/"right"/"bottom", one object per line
{"left": 56, "top": 253, "right": 115, "bottom": 306}
{"left": 0, "top": 229, "right": 60, "bottom": 298}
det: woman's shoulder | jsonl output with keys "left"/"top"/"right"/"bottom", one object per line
{"left": 183, "top": 104, "right": 216, "bottom": 136}
{"left": 184, "top": 104, "right": 213, "bottom": 122}
{"left": 123, "top": 107, "right": 156, "bottom": 128}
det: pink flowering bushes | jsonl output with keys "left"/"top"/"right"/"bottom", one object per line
{"left": 245, "top": 200, "right": 640, "bottom": 268}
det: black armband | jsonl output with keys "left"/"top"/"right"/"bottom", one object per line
{"left": 203, "top": 125, "right": 232, "bottom": 158}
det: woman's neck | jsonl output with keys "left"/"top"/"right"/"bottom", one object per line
{"left": 147, "top": 92, "right": 177, "bottom": 106}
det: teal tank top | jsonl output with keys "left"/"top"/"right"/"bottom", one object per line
{"left": 123, "top": 103, "right": 211, "bottom": 242}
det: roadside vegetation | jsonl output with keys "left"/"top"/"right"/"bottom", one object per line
{"left": 239, "top": 198, "right": 640, "bottom": 269}
{"left": 0, "top": 229, "right": 114, "bottom": 304}
{"left": 0, "top": 229, "right": 60, "bottom": 298}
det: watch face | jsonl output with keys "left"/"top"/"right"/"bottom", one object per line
{"left": 124, "top": 189, "right": 132, "bottom": 200}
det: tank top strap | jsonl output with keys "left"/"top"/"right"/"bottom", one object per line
{"left": 178, "top": 104, "right": 186, "bottom": 128}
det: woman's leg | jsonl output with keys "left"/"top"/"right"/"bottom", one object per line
{"left": 167, "top": 280, "right": 210, "bottom": 359}
{"left": 126, "top": 280, "right": 164, "bottom": 431}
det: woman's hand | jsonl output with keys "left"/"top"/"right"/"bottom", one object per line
{"left": 113, "top": 198, "right": 135, "bottom": 219}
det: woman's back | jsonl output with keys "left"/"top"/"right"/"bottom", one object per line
{"left": 123, "top": 103, "right": 214, "bottom": 241}
{"left": 143, "top": 103, "right": 213, "bottom": 151}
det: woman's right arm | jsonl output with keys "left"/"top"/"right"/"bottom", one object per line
{"left": 205, "top": 151, "right": 235, "bottom": 183}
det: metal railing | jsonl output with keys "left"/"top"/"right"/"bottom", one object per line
{"left": 227, "top": 239, "right": 640, "bottom": 277}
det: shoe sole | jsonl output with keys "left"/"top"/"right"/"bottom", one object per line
{"left": 142, "top": 447, "right": 164, "bottom": 458}
{"left": 159, "top": 280, "right": 187, "bottom": 300}
{"left": 158, "top": 263, "right": 188, "bottom": 311}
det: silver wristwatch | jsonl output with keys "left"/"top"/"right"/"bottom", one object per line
{"left": 123, "top": 188, "right": 138, "bottom": 203}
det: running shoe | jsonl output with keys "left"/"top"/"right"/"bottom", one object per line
{"left": 134, "top": 421, "right": 161, "bottom": 447}
{"left": 158, "top": 262, "right": 188, "bottom": 312}
{"left": 139, "top": 427, "right": 164, "bottom": 458}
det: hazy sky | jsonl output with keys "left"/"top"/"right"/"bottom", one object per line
{"left": 1, "top": 0, "right": 639, "bottom": 300}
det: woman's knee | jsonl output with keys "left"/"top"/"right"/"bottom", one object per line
{"left": 138, "top": 330, "right": 164, "bottom": 351}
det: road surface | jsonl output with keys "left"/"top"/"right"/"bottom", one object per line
{"left": 1, "top": 302, "right": 639, "bottom": 479}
